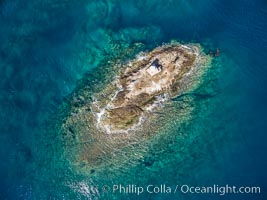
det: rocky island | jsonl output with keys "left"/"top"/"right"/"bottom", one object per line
{"left": 93, "top": 43, "right": 210, "bottom": 133}
{"left": 61, "top": 42, "right": 211, "bottom": 170}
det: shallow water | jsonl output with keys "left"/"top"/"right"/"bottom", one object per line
{"left": 0, "top": 0, "right": 266, "bottom": 199}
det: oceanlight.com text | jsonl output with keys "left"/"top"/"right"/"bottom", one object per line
{"left": 178, "top": 184, "right": 261, "bottom": 195}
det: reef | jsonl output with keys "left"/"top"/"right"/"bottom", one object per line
{"left": 61, "top": 42, "right": 211, "bottom": 171}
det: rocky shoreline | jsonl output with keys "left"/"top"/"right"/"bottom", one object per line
{"left": 61, "top": 42, "right": 211, "bottom": 170}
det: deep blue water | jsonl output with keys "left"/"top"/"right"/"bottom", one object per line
{"left": 0, "top": 0, "right": 266, "bottom": 199}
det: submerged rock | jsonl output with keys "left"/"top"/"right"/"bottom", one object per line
{"left": 61, "top": 42, "right": 211, "bottom": 172}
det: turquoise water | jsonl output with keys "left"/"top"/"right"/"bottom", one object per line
{"left": 0, "top": 0, "right": 266, "bottom": 199}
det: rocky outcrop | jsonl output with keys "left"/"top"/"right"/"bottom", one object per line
{"left": 94, "top": 43, "right": 210, "bottom": 132}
